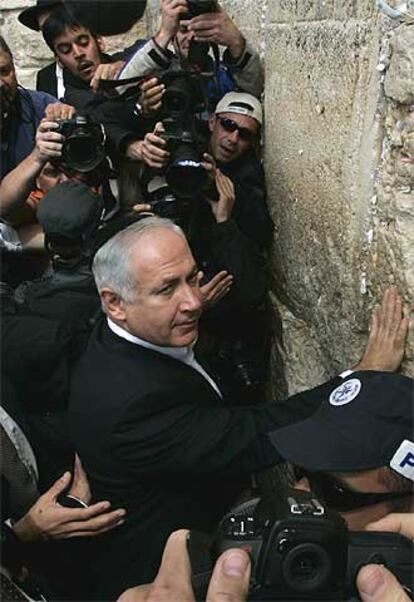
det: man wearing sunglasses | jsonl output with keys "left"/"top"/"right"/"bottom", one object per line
{"left": 269, "top": 371, "right": 413, "bottom": 532}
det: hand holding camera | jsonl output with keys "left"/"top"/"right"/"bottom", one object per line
{"left": 155, "top": 0, "right": 190, "bottom": 48}
{"left": 33, "top": 118, "right": 65, "bottom": 166}
{"left": 140, "top": 77, "right": 166, "bottom": 116}
{"left": 190, "top": 490, "right": 413, "bottom": 601}
{"left": 134, "top": 122, "right": 170, "bottom": 169}
{"left": 188, "top": 3, "right": 246, "bottom": 58}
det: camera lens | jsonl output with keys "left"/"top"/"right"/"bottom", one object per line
{"left": 63, "top": 134, "right": 104, "bottom": 173}
{"left": 166, "top": 143, "right": 208, "bottom": 198}
{"left": 283, "top": 543, "right": 331, "bottom": 593}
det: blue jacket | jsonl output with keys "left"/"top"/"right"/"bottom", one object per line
{"left": 1, "top": 88, "right": 58, "bottom": 178}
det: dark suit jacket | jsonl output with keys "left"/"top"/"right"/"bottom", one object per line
{"left": 68, "top": 318, "right": 339, "bottom": 599}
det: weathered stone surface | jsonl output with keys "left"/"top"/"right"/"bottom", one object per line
{"left": 384, "top": 26, "right": 414, "bottom": 104}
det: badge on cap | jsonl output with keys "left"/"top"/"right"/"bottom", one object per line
{"left": 329, "top": 379, "right": 362, "bottom": 406}
{"left": 390, "top": 439, "right": 414, "bottom": 482}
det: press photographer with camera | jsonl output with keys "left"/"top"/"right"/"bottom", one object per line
{"left": 0, "top": 36, "right": 59, "bottom": 180}
{"left": 25, "top": 3, "right": 145, "bottom": 109}
{"left": 117, "top": 0, "right": 263, "bottom": 116}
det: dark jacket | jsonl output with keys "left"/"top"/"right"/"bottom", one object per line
{"left": 68, "top": 318, "right": 339, "bottom": 598}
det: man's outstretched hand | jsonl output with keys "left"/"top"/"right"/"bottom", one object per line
{"left": 354, "top": 286, "right": 410, "bottom": 372}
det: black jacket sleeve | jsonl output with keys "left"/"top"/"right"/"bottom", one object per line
{"left": 112, "top": 376, "right": 341, "bottom": 478}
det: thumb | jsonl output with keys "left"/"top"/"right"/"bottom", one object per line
{"left": 206, "top": 548, "right": 250, "bottom": 602}
{"left": 357, "top": 564, "right": 410, "bottom": 602}
{"left": 45, "top": 471, "right": 72, "bottom": 502}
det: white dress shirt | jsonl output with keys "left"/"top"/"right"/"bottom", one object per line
{"left": 107, "top": 318, "right": 222, "bottom": 398}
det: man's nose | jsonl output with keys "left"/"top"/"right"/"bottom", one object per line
{"left": 227, "top": 128, "right": 240, "bottom": 144}
{"left": 73, "top": 44, "right": 85, "bottom": 59}
{"left": 181, "top": 285, "right": 202, "bottom": 313}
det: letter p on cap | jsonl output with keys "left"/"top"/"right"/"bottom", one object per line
{"left": 390, "top": 440, "right": 414, "bottom": 482}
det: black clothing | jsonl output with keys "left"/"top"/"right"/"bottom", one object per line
{"left": 36, "top": 43, "right": 144, "bottom": 103}
{"left": 191, "top": 150, "right": 274, "bottom": 401}
{"left": 219, "top": 150, "right": 273, "bottom": 250}
{"left": 68, "top": 318, "right": 340, "bottom": 598}
{"left": 17, "top": 263, "right": 100, "bottom": 336}
{"left": 36, "top": 43, "right": 149, "bottom": 158}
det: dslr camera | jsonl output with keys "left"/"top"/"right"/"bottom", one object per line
{"left": 182, "top": 0, "right": 217, "bottom": 18}
{"left": 55, "top": 115, "right": 106, "bottom": 173}
{"left": 142, "top": 66, "right": 211, "bottom": 209}
{"left": 190, "top": 490, "right": 413, "bottom": 601}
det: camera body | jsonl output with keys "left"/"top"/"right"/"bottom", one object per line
{"left": 190, "top": 490, "right": 413, "bottom": 601}
{"left": 159, "top": 117, "right": 208, "bottom": 200}
{"left": 182, "top": 0, "right": 217, "bottom": 18}
{"left": 55, "top": 115, "right": 106, "bottom": 173}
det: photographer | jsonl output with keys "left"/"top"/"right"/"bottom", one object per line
{"left": 30, "top": 4, "right": 145, "bottom": 109}
{"left": 0, "top": 36, "right": 58, "bottom": 179}
{"left": 118, "top": 0, "right": 264, "bottom": 112}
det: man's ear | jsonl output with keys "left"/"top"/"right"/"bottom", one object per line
{"left": 56, "top": 56, "right": 64, "bottom": 69}
{"left": 97, "top": 36, "right": 106, "bottom": 54}
{"left": 100, "top": 289, "right": 126, "bottom": 321}
{"left": 208, "top": 114, "right": 216, "bottom": 134}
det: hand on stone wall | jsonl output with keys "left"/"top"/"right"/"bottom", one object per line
{"left": 354, "top": 286, "right": 410, "bottom": 372}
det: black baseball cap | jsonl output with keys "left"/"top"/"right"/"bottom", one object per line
{"left": 38, "top": 181, "right": 104, "bottom": 239}
{"left": 18, "top": 0, "right": 62, "bottom": 31}
{"left": 268, "top": 371, "right": 414, "bottom": 477}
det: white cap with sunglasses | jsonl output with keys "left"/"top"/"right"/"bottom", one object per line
{"left": 215, "top": 92, "right": 263, "bottom": 126}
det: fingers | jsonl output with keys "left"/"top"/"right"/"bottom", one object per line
{"left": 45, "top": 102, "right": 75, "bottom": 121}
{"left": 200, "top": 271, "right": 233, "bottom": 309}
{"left": 90, "top": 61, "right": 123, "bottom": 91}
{"left": 366, "top": 513, "right": 414, "bottom": 540}
{"left": 206, "top": 548, "right": 250, "bottom": 602}
{"left": 355, "top": 286, "right": 410, "bottom": 372}
{"left": 201, "top": 152, "right": 216, "bottom": 173}
{"left": 44, "top": 471, "right": 72, "bottom": 502}
{"left": 357, "top": 564, "right": 410, "bottom": 602}
{"left": 141, "top": 77, "right": 165, "bottom": 115}
{"left": 132, "top": 204, "right": 153, "bottom": 214}
{"left": 143, "top": 530, "right": 194, "bottom": 602}
{"left": 58, "top": 507, "right": 127, "bottom": 538}
{"left": 141, "top": 125, "right": 169, "bottom": 169}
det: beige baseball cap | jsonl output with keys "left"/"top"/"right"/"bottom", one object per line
{"left": 214, "top": 92, "right": 263, "bottom": 126}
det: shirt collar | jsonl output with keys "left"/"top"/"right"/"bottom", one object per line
{"left": 107, "top": 317, "right": 192, "bottom": 362}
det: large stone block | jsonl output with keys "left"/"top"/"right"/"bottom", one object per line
{"left": 384, "top": 26, "right": 414, "bottom": 104}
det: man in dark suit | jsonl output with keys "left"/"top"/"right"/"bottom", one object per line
{"left": 68, "top": 217, "right": 403, "bottom": 599}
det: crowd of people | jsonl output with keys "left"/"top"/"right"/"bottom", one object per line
{"left": 1, "top": 1, "right": 413, "bottom": 601}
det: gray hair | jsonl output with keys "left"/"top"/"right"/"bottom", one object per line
{"left": 92, "top": 217, "right": 185, "bottom": 304}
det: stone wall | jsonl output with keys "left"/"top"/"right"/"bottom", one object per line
{"left": 2, "top": 1, "right": 413, "bottom": 393}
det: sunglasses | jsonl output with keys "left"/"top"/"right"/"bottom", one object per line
{"left": 294, "top": 468, "right": 411, "bottom": 513}
{"left": 217, "top": 117, "right": 256, "bottom": 142}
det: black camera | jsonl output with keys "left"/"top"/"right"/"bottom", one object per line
{"left": 182, "top": 0, "right": 217, "bottom": 18}
{"left": 190, "top": 490, "right": 413, "bottom": 601}
{"left": 160, "top": 118, "right": 208, "bottom": 200}
{"left": 55, "top": 115, "right": 106, "bottom": 173}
